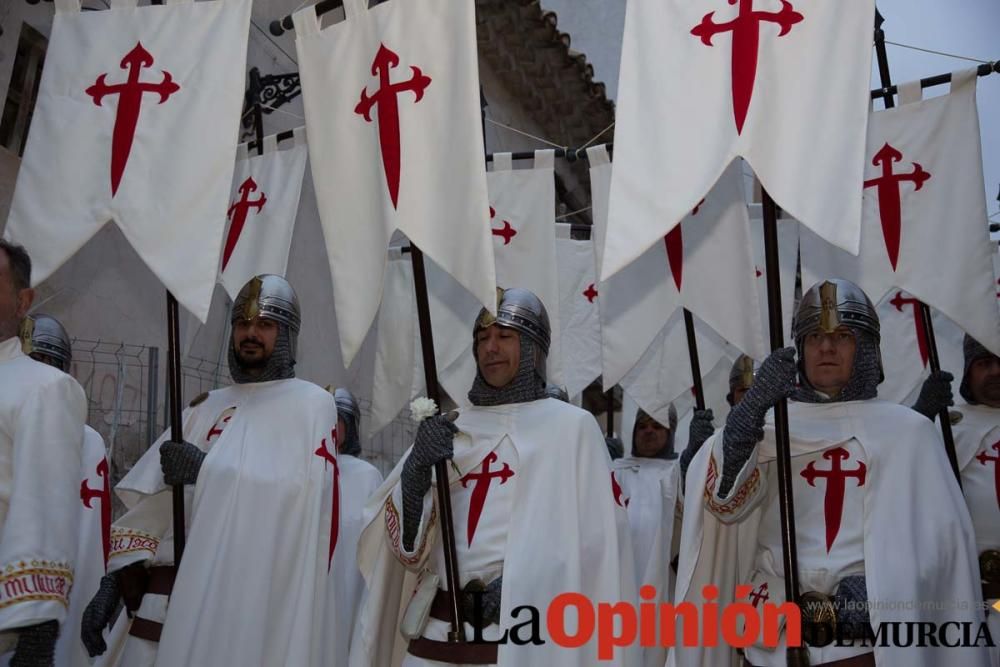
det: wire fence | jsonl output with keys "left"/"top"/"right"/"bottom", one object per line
{"left": 69, "top": 338, "right": 413, "bottom": 516}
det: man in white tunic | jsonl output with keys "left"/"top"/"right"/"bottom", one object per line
{"left": 80, "top": 274, "right": 341, "bottom": 667}
{"left": 915, "top": 334, "right": 1000, "bottom": 665}
{"left": 351, "top": 287, "right": 637, "bottom": 667}
{"left": 674, "top": 278, "right": 989, "bottom": 667}
{"left": 0, "top": 240, "right": 86, "bottom": 666}
{"left": 612, "top": 404, "right": 680, "bottom": 667}
{"left": 20, "top": 313, "right": 109, "bottom": 667}
{"left": 329, "top": 387, "right": 383, "bottom": 666}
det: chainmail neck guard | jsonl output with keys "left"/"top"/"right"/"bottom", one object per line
{"left": 340, "top": 416, "right": 362, "bottom": 456}
{"left": 468, "top": 336, "right": 546, "bottom": 406}
{"left": 793, "top": 329, "right": 881, "bottom": 404}
{"left": 228, "top": 324, "right": 296, "bottom": 384}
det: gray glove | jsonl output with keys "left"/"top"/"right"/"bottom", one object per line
{"left": 10, "top": 620, "right": 58, "bottom": 667}
{"left": 911, "top": 370, "right": 954, "bottom": 421}
{"left": 462, "top": 576, "right": 503, "bottom": 628}
{"left": 81, "top": 572, "right": 120, "bottom": 657}
{"left": 401, "top": 414, "right": 458, "bottom": 551}
{"left": 833, "top": 575, "right": 870, "bottom": 635}
{"left": 680, "top": 409, "right": 715, "bottom": 489}
{"left": 160, "top": 439, "right": 206, "bottom": 486}
{"left": 719, "top": 347, "right": 797, "bottom": 496}
{"left": 605, "top": 436, "right": 624, "bottom": 461}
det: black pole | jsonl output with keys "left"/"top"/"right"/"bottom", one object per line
{"left": 249, "top": 68, "right": 265, "bottom": 157}
{"left": 166, "top": 293, "right": 185, "bottom": 564}
{"left": 408, "top": 247, "right": 465, "bottom": 642}
{"left": 873, "top": 9, "right": 962, "bottom": 486}
{"left": 761, "top": 193, "right": 808, "bottom": 667}
{"left": 683, "top": 309, "right": 706, "bottom": 411}
{"left": 606, "top": 389, "right": 615, "bottom": 437}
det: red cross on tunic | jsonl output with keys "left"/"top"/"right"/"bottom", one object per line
{"left": 206, "top": 410, "right": 235, "bottom": 444}
{"left": 863, "top": 143, "right": 932, "bottom": 271}
{"left": 583, "top": 283, "right": 598, "bottom": 303}
{"left": 611, "top": 471, "right": 630, "bottom": 508}
{"left": 749, "top": 582, "right": 769, "bottom": 608}
{"left": 86, "top": 42, "right": 180, "bottom": 196}
{"left": 355, "top": 44, "right": 431, "bottom": 209}
{"left": 800, "top": 447, "right": 866, "bottom": 552}
{"left": 663, "top": 198, "right": 705, "bottom": 292}
{"left": 314, "top": 430, "right": 340, "bottom": 570}
{"left": 975, "top": 440, "right": 1000, "bottom": 511}
{"left": 460, "top": 452, "right": 514, "bottom": 547}
{"left": 691, "top": 0, "right": 803, "bottom": 134}
{"left": 80, "top": 458, "right": 112, "bottom": 569}
{"left": 889, "top": 291, "right": 929, "bottom": 367}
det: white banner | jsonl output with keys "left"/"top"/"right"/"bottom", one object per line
{"left": 293, "top": 0, "right": 494, "bottom": 367}
{"left": 4, "top": 0, "right": 252, "bottom": 322}
{"left": 555, "top": 227, "right": 602, "bottom": 401}
{"left": 801, "top": 69, "right": 1000, "bottom": 356}
{"left": 603, "top": 0, "right": 874, "bottom": 282}
{"left": 219, "top": 129, "right": 308, "bottom": 299}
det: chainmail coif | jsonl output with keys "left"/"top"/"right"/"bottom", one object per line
{"left": 468, "top": 336, "right": 545, "bottom": 406}
{"left": 340, "top": 414, "right": 362, "bottom": 456}
{"left": 228, "top": 323, "right": 296, "bottom": 384}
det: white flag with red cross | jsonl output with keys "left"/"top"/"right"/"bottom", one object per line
{"left": 428, "top": 152, "right": 563, "bottom": 405}
{"left": 219, "top": 129, "right": 308, "bottom": 300}
{"left": 3, "top": 0, "right": 251, "bottom": 323}
{"left": 590, "top": 145, "right": 767, "bottom": 388}
{"left": 602, "top": 0, "right": 875, "bottom": 283}
{"left": 801, "top": 69, "right": 1000, "bottom": 357}
{"left": 748, "top": 213, "right": 799, "bottom": 348}
{"left": 555, "top": 224, "right": 602, "bottom": 401}
{"left": 292, "top": 0, "right": 495, "bottom": 368}
{"left": 875, "top": 290, "right": 966, "bottom": 404}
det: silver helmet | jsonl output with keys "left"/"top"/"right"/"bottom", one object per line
{"left": 19, "top": 313, "right": 72, "bottom": 372}
{"left": 545, "top": 384, "right": 569, "bottom": 402}
{"left": 332, "top": 387, "right": 360, "bottom": 422}
{"left": 232, "top": 274, "right": 301, "bottom": 360}
{"left": 793, "top": 279, "right": 880, "bottom": 344}
{"left": 473, "top": 287, "right": 551, "bottom": 380}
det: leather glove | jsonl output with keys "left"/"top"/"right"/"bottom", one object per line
{"left": 10, "top": 620, "right": 58, "bottom": 667}
{"left": 680, "top": 409, "right": 715, "bottom": 489}
{"left": 911, "top": 370, "right": 955, "bottom": 421}
{"left": 401, "top": 413, "right": 458, "bottom": 551}
{"left": 462, "top": 576, "right": 503, "bottom": 628}
{"left": 719, "top": 347, "right": 797, "bottom": 496}
{"left": 160, "top": 439, "right": 206, "bottom": 486}
{"left": 605, "top": 436, "right": 624, "bottom": 461}
{"left": 81, "top": 572, "right": 120, "bottom": 657}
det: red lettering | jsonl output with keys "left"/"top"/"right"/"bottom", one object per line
{"left": 548, "top": 593, "right": 595, "bottom": 648}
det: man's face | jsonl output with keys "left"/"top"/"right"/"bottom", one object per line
{"left": 0, "top": 251, "right": 33, "bottom": 342}
{"left": 232, "top": 317, "right": 278, "bottom": 370}
{"left": 475, "top": 325, "right": 521, "bottom": 388}
{"left": 802, "top": 325, "right": 856, "bottom": 397}
{"left": 731, "top": 385, "right": 750, "bottom": 406}
{"left": 633, "top": 416, "right": 670, "bottom": 457}
{"left": 968, "top": 355, "right": 1000, "bottom": 408}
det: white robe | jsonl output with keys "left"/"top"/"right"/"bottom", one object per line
{"left": 329, "top": 454, "right": 384, "bottom": 666}
{"left": 670, "top": 400, "right": 990, "bottom": 667}
{"left": 55, "top": 426, "right": 109, "bottom": 667}
{"left": 612, "top": 455, "right": 680, "bottom": 667}
{"left": 98, "top": 378, "right": 340, "bottom": 667}
{"left": 0, "top": 336, "right": 85, "bottom": 651}
{"left": 952, "top": 402, "right": 1000, "bottom": 666}
{"left": 350, "top": 398, "right": 640, "bottom": 667}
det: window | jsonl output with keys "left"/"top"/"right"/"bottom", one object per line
{"left": 0, "top": 22, "right": 47, "bottom": 156}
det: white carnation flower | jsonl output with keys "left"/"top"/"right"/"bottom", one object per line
{"left": 409, "top": 397, "right": 438, "bottom": 422}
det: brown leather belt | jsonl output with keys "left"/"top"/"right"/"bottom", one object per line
{"left": 126, "top": 566, "right": 177, "bottom": 643}
{"left": 407, "top": 588, "right": 499, "bottom": 664}
{"left": 407, "top": 637, "right": 498, "bottom": 665}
